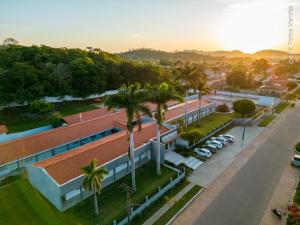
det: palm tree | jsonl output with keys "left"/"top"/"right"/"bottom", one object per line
{"left": 81, "top": 159, "right": 107, "bottom": 216}
{"left": 174, "top": 62, "right": 199, "bottom": 126}
{"left": 195, "top": 76, "right": 210, "bottom": 124}
{"left": 147, "top": 83, "right": 183, "bottom": 175}
{"left": 104, "top": 83, "right": 151, "bottom": 191}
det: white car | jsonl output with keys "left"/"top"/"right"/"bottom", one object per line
{"left": 206, "top": 140, "right": 222, "bottom": 149}
{"left": 212, "top": 137, "right": 228, "bottom": 145}
{"left": 203, "top": 144, "right": 217, "bottom": 154}
{"left": 291, "top": 155, "right": 300, "bottom": 167}
{"left": 194, "top": 148, "right": 212, "bottom": 158}
{"left": 220, "top": 134, "right": 235, "bottom": 143}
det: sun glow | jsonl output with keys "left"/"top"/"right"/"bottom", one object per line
{"left": 217, "top": 0, "right": 287, "bottom": 53}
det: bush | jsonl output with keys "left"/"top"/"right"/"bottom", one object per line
{"left": 295, "top": 142, "right": 300, "bottom": 152}
{"left": 49, "top": 112, "right": 62, "bottom": 128}
{"left": 233, "top": 99, "right": 256, "bottom": 117}
{"left": 216, "top": 103, "right": 230, "bottom": 112}
{"left": 181, "top": 129, "right": 204, "bottom": 144}
{"left": 29, "top": 100, "right": 54, "bottom": 114}
{"left": 287, "top": 81, "right": 297, "bottom": 90}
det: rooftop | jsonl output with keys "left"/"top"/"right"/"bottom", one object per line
{"left": 0, "top": 99, "right": 211, "bottom": 166}
{"left": 34, "top": 123, "right": 170, "bottom": 185}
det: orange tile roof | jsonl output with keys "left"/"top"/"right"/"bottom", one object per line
{"left": 34, "top": 123, "right": 170, "bottom": 185}
{"left": 63, "top": 107, "right": 115, "bottom": 124}
{"left": 0, "top": 99, "right": 212, "bottom": 166}
{"left": 165, "top": 99, "right": 211, "bottom": 121}
{"left": 0, "top": 110, "right": 127, "bottom": 165}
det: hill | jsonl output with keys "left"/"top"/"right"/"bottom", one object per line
{"left": 121, "top": 49, "right": 299, "bottom": 60}
{"left": 120, "top": 48, "right": 219, "bottom": 61}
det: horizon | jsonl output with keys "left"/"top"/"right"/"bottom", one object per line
{"left": 0, "top": 0, "right": 299, "bottom": 54}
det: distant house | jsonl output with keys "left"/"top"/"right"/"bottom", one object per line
{"left": 204, "top": 69, "right": 225, "bottom": 80}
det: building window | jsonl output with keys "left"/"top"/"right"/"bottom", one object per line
{"left": 115, "top": 163, "right": 127, "bottom": 173}
{"left": 65, "top": 188, "right": 80, "bottom": 201}
{"left": 104, "top": 170, "right": 114, "bottom": 179}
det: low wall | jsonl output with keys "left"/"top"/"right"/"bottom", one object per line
{"left": 0, "top": 125, "right": 53, "bottom": 143}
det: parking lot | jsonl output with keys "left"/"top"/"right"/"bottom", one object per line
{"left": 189, "top": 126, "right": 264, "bottom": 187}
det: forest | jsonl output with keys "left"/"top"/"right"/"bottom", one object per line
{"left": 0, "top": 44, "right": 169, "bottom": 105}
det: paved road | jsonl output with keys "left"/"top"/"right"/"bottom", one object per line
{"left": 191, "top": 104, "right": 300, "bottom": 225}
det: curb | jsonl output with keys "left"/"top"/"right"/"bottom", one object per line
{"left": 165, "top": 187, "right": 205, "bottom": 225}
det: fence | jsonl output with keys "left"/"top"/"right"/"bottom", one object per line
{"left": 113, "top": 169, "right": 185, "bottom": 225}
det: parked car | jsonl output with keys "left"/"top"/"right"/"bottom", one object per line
{"left": 203, "top": 144, "right": 217, "bottom": 154}
{"left": 219, "top": 134, "right": 235, "bottom": 143}
{"left": 291, "top": 155, "right": 300, "bottom": 167}
{"left": 194, "top": 148, "right": 212, "bottom": 158}
{"left": 206, "top": 140, "right": 222, "bottom": 149}
{"left": 211, "top": 137, "right": 228, "bottom": 146}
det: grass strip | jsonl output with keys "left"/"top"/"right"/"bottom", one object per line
{"left": 153, "top": 185, "right": 202, "bottom": 225}
{"left": 258, "top": 115, "right": 276, "bottom": 127}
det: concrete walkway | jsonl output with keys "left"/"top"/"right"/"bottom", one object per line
{"left": 260, "top": 157, "right": 300, "bottom": 225}
{"left": 142, "top": 183, "right": 195, "bottom": 225}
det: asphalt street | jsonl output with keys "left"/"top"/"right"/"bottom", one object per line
{"left": 193, "top": 104, "right": 300, "bottom": 225}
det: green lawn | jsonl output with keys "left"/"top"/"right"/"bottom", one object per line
{"left": 153, "top": 185, "right": 202, "bottom": 225}
{"left": 274, "top": 102, "right": 288, "bottom": 114}
{"left": 0, "top": 162, "right": 177, "bottom": 225}
{"left": 0, "top": 100, "right": 98, "bottom": 133}
{"left": 186, "top": 112, "right": 239, "bottom": 136}
{"left": 258, "top": 115, "right": 276, "bottom": 127}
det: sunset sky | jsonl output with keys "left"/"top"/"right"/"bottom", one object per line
{"left": 0, "top": 0, "right": 299, "bottom": 53}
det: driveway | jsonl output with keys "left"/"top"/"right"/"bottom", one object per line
{"left": 189, "top": 126, "right": 264, "bottom": 187}
{"left": 172, "top": 102, "right": 300, "bottom": 225}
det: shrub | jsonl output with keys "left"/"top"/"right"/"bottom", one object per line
{"left": 233, "top": 99, "right": 256, "bottom": 117}
{"left": 49, "top": 112, "right": 63, "bottom": 128}
{"left": 216, "top": 103, "right": 230, "bottom": 112}
{"left": 181, "top": 129, "right": 204, "bottom": 144}
{"left": 29, "top": 100, "right": 54, "bottom": 114}
{"left": 295, "top": 142, "right": 300, "bottom": 152}
{"left": 287, "top": 81, "right": 297, "bottom": 90}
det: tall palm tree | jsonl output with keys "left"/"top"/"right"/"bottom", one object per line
{"left": 147, "top": 83, "right": 183, "bottom": 175}
{"left": 174, "top": 62, "right": 199, "bottom": 126}
{"left": 81, "top": 159, "right": 107, "bottom": 216}
{"left": 104, "top": 83, "right": 151, "bottom": 191}
{"left": 195, "top": 76, "right": 210, "bottom": 124}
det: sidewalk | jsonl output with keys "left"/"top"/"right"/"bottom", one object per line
{"left": 142, "top": 183, "right": 195, "bottom": 225}
{"left": 260, "top": 157, "right": 300, "bottom": 225}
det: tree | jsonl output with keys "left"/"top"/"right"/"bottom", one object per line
{"left": 233, "top": 99, "right": 256, "bottom": 117}
{"left": 29, "top": 99, "right": 54, "bottom": 114}
{"left": 104, "top": 83, "right": 151, "bottom": 190}
{"left": 287, "top": 81, "right": 297, "bottom": 91}
{"left": 81, "top": 159, "right": 107, "bottom": 216}
{"left": 147, "top": 82, "right": 183, "bottom": 175}
{"left": 195, "top": 76, "right": 210, "bottom": 124}
{"left": 226, "top": 69, "right": 254, "bottom": 89}
{"left": 49, "top": 112, "right": 63, "bottom": 128}
{"left": 174, "top": 62, "right": 200, "bottom": 126}
{"left": 2, "top": 38, "right": 19, "bottom": 46}
{"left": 252, "top": 58, "right": 269, "bottom": 74}
{"left": 216, "top": 103, "right": 230, "bottom": 112}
